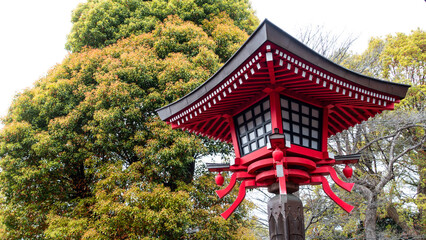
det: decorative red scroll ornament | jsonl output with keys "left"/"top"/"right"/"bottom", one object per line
{"left": 208, "top": 148, "right": 358, "bottom": 220}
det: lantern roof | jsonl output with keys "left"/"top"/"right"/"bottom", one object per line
{"left": 156, "top": 20, "right": 409, "bottom": 142}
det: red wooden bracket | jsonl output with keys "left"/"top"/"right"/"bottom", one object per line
{"left": 320, "top": 176, "right": 354, "bottom": 213}
{"left": 216, "top": 173, "right": 237, "bottom": 199}
{"left": 221, "top": 180, "right": 247, "bottom": 219}
{"left": 327, "top": 166, "right": 354, "bottom": 192}
{"left": 309, "top": 166, "right": 354, "bottom": 192}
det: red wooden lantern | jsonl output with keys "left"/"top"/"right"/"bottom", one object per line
{"left": 156, "top": 20, "right": 409, "bottom": 220}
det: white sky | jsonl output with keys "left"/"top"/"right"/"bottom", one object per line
{"left": 0, "top": 0, "right": 425, "bottom": 128}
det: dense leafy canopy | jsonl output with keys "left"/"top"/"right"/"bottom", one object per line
{"left": 0, "top": 0, "right": 259, "bottom": 238}
{"left": 380, "top": 29, "right": 425, "bottom": 85}
{"left": 66, "top": 0, "right": 258, "bottom": 53}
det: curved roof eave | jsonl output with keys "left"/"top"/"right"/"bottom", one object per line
{"left": 156, "top": 19, "right": 410, "bottom": 121}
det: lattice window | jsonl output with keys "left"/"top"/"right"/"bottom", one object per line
{"left": 281, "top": 95, "right": 322, "bottom": 150}
{"left": 235, "top": 98, "right": 272, "bottom": 155}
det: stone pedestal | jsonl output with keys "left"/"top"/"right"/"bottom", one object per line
{"left": 267, "top": 183, "right": 305, "bottom": 240}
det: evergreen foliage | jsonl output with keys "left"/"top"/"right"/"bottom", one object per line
{"left": 0, "top": 0, "right": 259, "bottom": 238}
{"left": 66, "top": 0, "right": 258, "bottom": 53}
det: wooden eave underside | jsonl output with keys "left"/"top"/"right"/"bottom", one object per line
{"left": 156, "top": 20, "right": 409, "bottom": 142}
{"left": 165, "top": 43, "right": 400, "bottom": 142}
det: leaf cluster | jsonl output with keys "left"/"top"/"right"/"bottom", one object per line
{"left": 0, "top": 2, "right": 259, "bottom": 238}
{"left": 66, "top": 0, "right": 258, "bottom": 53}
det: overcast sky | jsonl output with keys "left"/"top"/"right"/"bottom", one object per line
{"left": 0, "top": 0, "right": 425, "bottom": 128}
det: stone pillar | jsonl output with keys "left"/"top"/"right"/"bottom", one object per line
{"left": 267, "top": 183, "right": 305, "bottom": 240}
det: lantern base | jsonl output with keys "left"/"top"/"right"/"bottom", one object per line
{"left": 267, "top": 194, "right": 305, "bottom": 240}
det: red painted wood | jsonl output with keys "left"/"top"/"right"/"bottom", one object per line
{"left": 310, "top": 175, "right": 322, "bottom": 184}
{"left": 204, "top": 116, "right": 221, "bottom": 136}
{"left": 216, "top": 173, "right": 237, "bottom": 198}
{"left": 221, "top": 180, "right": 247, "bottom": 219}
{"left": 288, "top": 169, "right": 310, "bottom": 180}
{"left": 336, "top": 103, "right": 394, "bottom": 111}
{"left": 163, "top": 41, "right": 404, "bottom": 220}
{"left": 327, "top": 166, "right": 355, "bottom": 192}
{"left": 363, "top": 108, "right": 377, "bottom": 118}
{"left": 227, "top": 115, "right": 242, "bottom": 158}
{"left": 255, "top": 169, "right": 276, "bottom": 183}
{"left": 244, "top": 179, "right": 258, "bottom": 188}
{"left": 246, "top": 157, "right": 316, "bottom": 174}
{"left": 269, "top": 91, "right": 283, "bottom": 132}
{"left": 278, "top": 173, "right": 287, "bottom": 195}
{"left": 286, "top": 157, "right": 317, "bottom": 170}
{"left": 230, "top": 92, "right": 269, "bottom": 116}
{"left": 206, "top": 164, "right": 248, "bottom": 173}
{"left": 213, "top": 121, "right": 230, "bottom": 142}
{"left": 327, "top": 118, "right": 343, "bottom": 136}
{"left": 240, "top": 148, "right": 271, "bottom": 166}
{"left": 286, "top": 145, "right": 324, "bottom": 160}
{"left": 333, "top": 108, "right": 354, "bottom": 127}
{"left": 166, "top": 41, "right": 401, "bottom": 141}
{"left": 247, "top": 158, "right": 273, "bottom": 174}
{"left": 315, "top": 159, "right": 336, "bottom": 165}
{"left": 329, "top": 113, "right": 348, "bottom": 131}
{"left": 236, "top": 172, "right": 257, "bottom": 180}
{"left": 346, "top": 106, "right": 369, "bottom": 122}
{"left": 254, "top": 168, "right": 310, "bottom": 183}
{"left": 320, "top": 176, "right": 355, "bottom": 213}
{"left": 322, "top": 106, "right": 329, "bottom": 152}
{"left": 279, "top": 89, "right": 325, "bottom": 108}
{"left": 267, "top": 59, "right": 276, "bottom": 84}
{"left": 339, "top": 107, "right": 361, "bottom": 126}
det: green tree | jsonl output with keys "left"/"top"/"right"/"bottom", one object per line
{"left": 301, "top": 29, "right": 426, "bottom": 240}
{"left": 380, "top": 29, "right": 425, "bottom": 85}
{"left": 66, "top": 0, "right": 258, "bottom": 53}
{"left": 0, "top": 1, "right": 259, "bottom": 238}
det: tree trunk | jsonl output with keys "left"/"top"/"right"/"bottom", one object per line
{"left": 70, "top": 162, "right": 91, "bottom": 199}
{"left": 386, "top": 204, "right": 411, "bottom": 234}
{"left": 364, "top": 200, "right": 378, "bottom": 240}
{"left": 417, "top": 150, "right": 426, "bottom": 233}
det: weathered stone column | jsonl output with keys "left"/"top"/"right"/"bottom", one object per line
{"left": 267, "top": 183, "right": 305, "bottom": 240}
